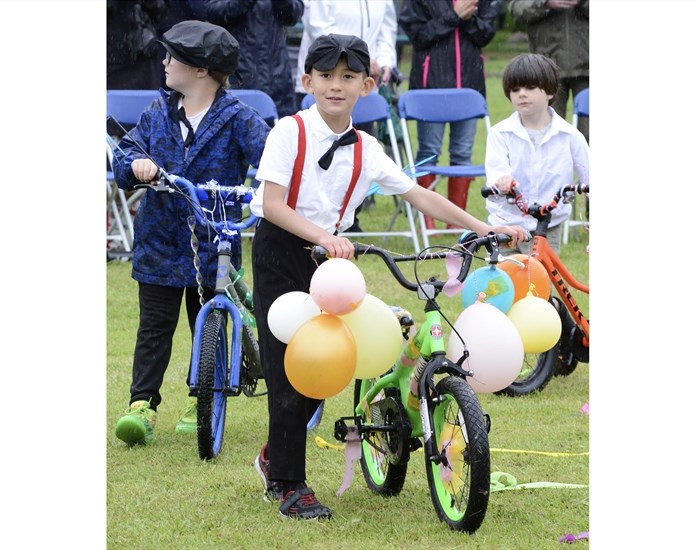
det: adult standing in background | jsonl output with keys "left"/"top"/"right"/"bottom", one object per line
{"left": 399, "top": 0, "right": 497, "bottom": 227}
{"left": 294, "top": 0, "right": 399, "bottom": 107}
{"left": 205, "top": 0, "right": 304, "bottom": 117}
{"left": 107, "top": 0, "right": 169, "bottom": 90}
{"left": 508, "top": 0, "right": 589, "bottom": 143}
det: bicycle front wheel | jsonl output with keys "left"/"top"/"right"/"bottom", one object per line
{"left": 197, "top": 311, "right": 228, "bottom": 460}
{"left": 354, "top": 378, "right": 408, "bottom": 496}
{"left": 426, "top": 376, "right": 489, "bottom": 533}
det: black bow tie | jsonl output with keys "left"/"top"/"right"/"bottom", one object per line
{"left": 178, "top": 107, "right": 195, "bottom": 148}
{"left": 318, "top": 128, "right": 358, "bottom": 170}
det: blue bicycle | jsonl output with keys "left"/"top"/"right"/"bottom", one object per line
{"left": 138, "top": 169, "right": 264, "bottom": 460}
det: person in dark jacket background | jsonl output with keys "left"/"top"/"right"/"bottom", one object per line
{"left": 204, "top": 0, "right": 304, "bottom": 118}
{"left": 508, "top": 0, "right": 589, "bottom": 143}
{"left": 399, "top": 0, "right": 497, "bottom": 227}
{"left": 107, "top": 0, "right": 169, "bottom": 90}
{"left": 112, "top": 20, "right": 270, "bottom": 447}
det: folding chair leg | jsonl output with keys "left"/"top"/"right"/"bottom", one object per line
{"left": 447, "top": 177, "right": 474, "bottom": 228}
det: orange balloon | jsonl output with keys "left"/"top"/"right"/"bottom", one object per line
{"left": 498, "top": 254, "right": 551, "bottom": 302}
{"left": 284, "top": 314, "right": 357, "bottom": 399}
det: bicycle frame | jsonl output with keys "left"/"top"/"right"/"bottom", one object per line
{"left": 141, "top": 171, "right": 262, "bottom": 397}
{"left": 530, "top": 235, "right": 589, "bottom": 347}
{"left": 189, "top": 248, "right": 247, "bottom": 397}
{"left": 355, "top": 304, "right": 451, "bottom": 426}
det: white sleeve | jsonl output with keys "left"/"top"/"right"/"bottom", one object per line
{"left": 484, "top": 125, "right": 513, "bottom": 186}
{"left": 375, "top": 2, "right": 398, "bottom": 69}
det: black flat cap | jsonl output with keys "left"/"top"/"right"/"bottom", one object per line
{"left": 304, "top": 34, "right": 370, "bottom": 75}
{"left": 159, "top": 20, "right": 239, "bottom": 74}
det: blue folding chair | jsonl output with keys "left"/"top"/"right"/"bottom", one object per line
{"left": 301, "top": 93, "right": 421, "bottom": 252}
{"left": 232, "top": 88, "right": 279, "bottom": 127}
{"left": 564, "top": 88, "right": 590, "bottom": 245}
{"left": 232, "top": 89, "right": 279, "bottom": 190}
{"left": 106, "top": 90, "right": 160, "bottom": 257}
{"left": 397, "top": 88, "right": 492, "bottom": 249}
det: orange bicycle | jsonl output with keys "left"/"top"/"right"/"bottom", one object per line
{"left": 481, "top": 182, "right": 590, "bottom": 396}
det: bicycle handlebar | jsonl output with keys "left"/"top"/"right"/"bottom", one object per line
{"left": 135, "top": 169, "right": 258, "bottom": 235}
{"left": 311, "top": 233, "right": 511, "bottom": 294}
{"left": 481, "top": 182, "right": 589, "bottom": 221}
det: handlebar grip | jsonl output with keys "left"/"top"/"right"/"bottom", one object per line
{"left": 311, "top": 245, "right": 329, "bottom": 261}
{"left": 480, "top": 186, "right": 499, "bottom": 198}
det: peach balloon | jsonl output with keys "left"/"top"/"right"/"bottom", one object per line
{"left": 284, "top": 314, "right": 357, "bottom": 399}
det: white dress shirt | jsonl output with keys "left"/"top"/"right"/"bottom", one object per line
{"left": 250, "top": 104, "right": 414, "bottom": 233}
{"left": 485, "top": 108, "right": 590, "bottom": 231}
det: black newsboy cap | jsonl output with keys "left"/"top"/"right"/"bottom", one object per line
{"left": 304, "top": 34, "right": 370, "bottom": 75}
{"left": 159, "top": 20, "right": 239, "bottom": 74}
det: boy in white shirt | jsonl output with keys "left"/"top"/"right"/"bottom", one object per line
{"left": 249, "top": 33, "right": 526, "bottom": 521}
{"left": 485, "top": 53, "right": 589, "bottom": 254}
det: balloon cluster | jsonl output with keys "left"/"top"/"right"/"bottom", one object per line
{"left": 268, "top": 259, "right": 403, "bottom": 400}
{"left": 447, "top": 254, "right": 562, "bottom": 393}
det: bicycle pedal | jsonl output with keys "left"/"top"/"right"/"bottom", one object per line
{"left": 409, "top": 438, "right": 422, "bottom": 452}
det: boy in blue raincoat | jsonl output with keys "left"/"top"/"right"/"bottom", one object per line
{"left": 112, "top": 20, "right": 270, "bottom": 446}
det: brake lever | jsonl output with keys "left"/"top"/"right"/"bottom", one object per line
{"left": 134, "top": 180, "right": 172, "bottom": 193}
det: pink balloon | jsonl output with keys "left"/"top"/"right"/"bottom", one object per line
{"left": 446, "top": 301, "right": 523, "bottom": 393}
{"left": 310, "top": 258, "right": 366, "bottom": 315}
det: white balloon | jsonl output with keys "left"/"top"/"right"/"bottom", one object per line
{"left": 446, "top": 301, "right": 524, "bottom": 393}
{"left": 268, "top": 291, "right": 321, "bottom": 344}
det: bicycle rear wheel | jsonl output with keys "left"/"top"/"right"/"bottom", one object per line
{"left": 197, "top": 311, "right": 228, "bottom": 460}
{"left": 426, "top": 376, "right": 489, "bottom": 533}
{"left": 496, "top": 345, "right": 558, "bottom": 397}
{"left": 354, "top": 378, "right": 408, "bottom": 496}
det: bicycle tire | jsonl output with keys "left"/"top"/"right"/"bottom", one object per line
{"left": 553, "top": 299, "right": 583, "bottom": 377}
{"left": 426, "top": 376, "right": 489, "bottom": 533}
{"left": 197, "top": 311, "right": 228, "bottom": 460}
{"left": 496, "top": 345, "right": 559, "bottom": 397}
{"left": 354, "top": 378, "right": 408, "bottom": 496}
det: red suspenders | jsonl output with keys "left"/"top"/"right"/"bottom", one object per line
{"left": 288, "top": 114, "right": 363, "bottom": 231}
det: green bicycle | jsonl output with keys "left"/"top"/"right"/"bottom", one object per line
{"left": 315, "top": 232, "right": 512, "bottom": 533}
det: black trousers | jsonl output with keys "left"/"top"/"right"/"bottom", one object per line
{"left": 252, "top": 219, "right": 323, "bottom": 482}
{"left": 129, "top": 282, "right": 214, "bottom": 410}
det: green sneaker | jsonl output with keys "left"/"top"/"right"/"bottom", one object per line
{"left": 175, "top": 397, "right": 198, "bottom": 434}
{"left": 115, "top": 400, "right": 156, "bottom": 446}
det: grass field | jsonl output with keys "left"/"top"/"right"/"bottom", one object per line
{"left": 107, "top": 29, "right": 591, "bottom": 550}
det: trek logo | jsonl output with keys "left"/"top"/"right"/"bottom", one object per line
{"left": 430, "top": 324, "right": 443, "bottom": 339}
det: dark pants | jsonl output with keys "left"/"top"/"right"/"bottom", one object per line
{"left": 252, "top": 219, "right": 323, "bottom": 482}
{"left": 129, "top": 282, "right": 214, "bottom": 410}
{"left": 554, "top": 76, "right": 590, "bottom": 144}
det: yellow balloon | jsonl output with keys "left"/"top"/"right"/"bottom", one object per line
{"left": 506, "top": 294, "right": 562, "bottom": 353}
{"left": 285, "top": 314, "right": 356, "bottom": 399}
{"left": 339, "top": 294, "right": 403, "bottom": 379}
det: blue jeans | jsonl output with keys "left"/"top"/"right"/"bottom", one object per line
{"left": 416, "top": 118, "right": 477, "bottom": 166}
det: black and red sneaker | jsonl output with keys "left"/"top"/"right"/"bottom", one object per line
{"left": 254, "top": 443, "right": 283, "bottom": 502}
{"left": 279, "top": 485, "right": 332, "bottom": 520}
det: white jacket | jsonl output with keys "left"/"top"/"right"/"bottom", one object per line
{"left": 295, "top": 0, "right": 398, "bottom": 93}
